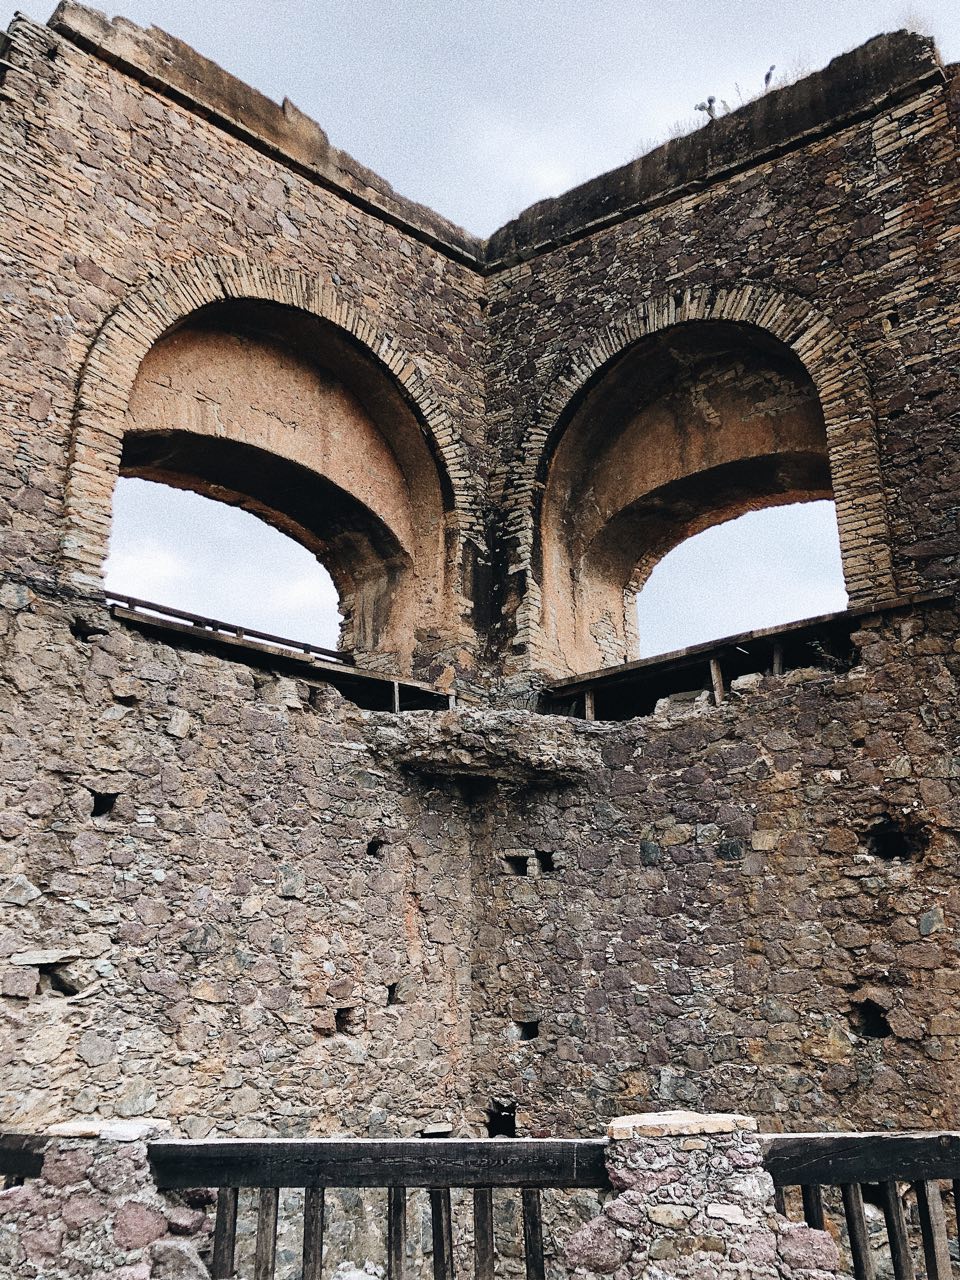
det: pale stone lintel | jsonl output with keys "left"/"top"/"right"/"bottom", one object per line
{"left": 45, "top": 1118, "right": 173, "bottom": 1141}
{"left": 608, "top": 1109, "right": 759, "bottom": 1139}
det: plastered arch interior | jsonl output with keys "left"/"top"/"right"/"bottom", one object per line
{"left": 63, "top": 258, "right": 474, "bottom": 677}
{"left": 520, "top": 286, "right": 898, "bottom": 677}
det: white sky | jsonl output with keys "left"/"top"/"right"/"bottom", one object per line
{"left": 11, "top": 0, "right": 946, "bottom": 659}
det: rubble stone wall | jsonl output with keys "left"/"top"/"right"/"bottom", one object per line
{"left": 0, "top": 0, "right": 959, "bottom": 1170}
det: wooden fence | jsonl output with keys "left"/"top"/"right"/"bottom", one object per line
{"left": 148, "top": 1137, "right": 611, "bottom": 1280}
{"left": 764, "top": 1131, "right": 960, "bottom": 1280}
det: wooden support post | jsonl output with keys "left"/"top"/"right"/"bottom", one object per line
{"left": 772, "top": 643, "right": 784, "bottom": 677}
{"left": 841, "top": 1184, "right": 876, "bottom": 1280}
{"left": 879, "top": 1182, "right": 915, "bottom": 1280}
{"left": 392, "top": 681, "right": 401, "bottom": 714}
{"left": 583, "top": 689, "right": 595, "bottom": 721}
{"left": 709, "top": 657, "right": 724, "bottom": 705}
{"left": 916, "top": 1180, "right": 952, "bottom": 1280}
{"left": 212, "top": 1186, "right": 239, "bottom": 1279}
{"left": 303, "top": 1187, "right": 325, "bottom": 1280}
{"left": 388, "top": 1187, "right": 406, "bottom": 1280}
{"left": 473, "top": 1187, "right": 494, "bottom": 1280}
{"left": 773, "top": 1185, "right": 787, "bottom": 1217}
{"left": 430, "top": 1187, "right": 454, "bottom": 1280}
{"left": 801, "top": 1183, "right": 825, "bottom": 1231}
{"left": 254, "top": 1187, "right": 279, "bottom": 1280}
{"left": 521, "top": 1188, "right": 545, "bottom": 1280}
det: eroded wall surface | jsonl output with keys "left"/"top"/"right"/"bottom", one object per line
{"left": 1, "top": 8, "right": 959, "bottom": 1147}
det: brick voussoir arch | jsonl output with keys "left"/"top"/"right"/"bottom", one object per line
{"left": 512, "top": 284, "right": 896, "bottom": 657}
{"left": 62, "top": 254, "right": 478, "bottom": 589}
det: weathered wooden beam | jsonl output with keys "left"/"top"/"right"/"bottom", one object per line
{"left": 254, "top": 1187, "right": 279, "bottom": 1280}
{"left": 801, "top": 1183, "right": 825, "bottom": 1231}
{"left": 521, "top": 1188, "right": 545, "bottom": 1280}
{"left": 302, "top": 1187, "right": 324, "bottom": 1280}
{"left": 764, "top": 1133, "right": 960, "bottom": 1187}
{"left": 709, "top": 656, "right": 724, "bottom": 705}
{"left": 840, "top": 1184, "right": 875, "bottom": 1280}
{"left": 916, "top": 1180, "right": 951, "bottom": 1280}
{"left": 430, "top": 1188, "right": 454, "bottom": 1280}
{"left": 878, "top": 1181, "right": 915, "bottom": 1280}
{"left": 387, "top": 1187, "right": 406, "bottom": 1280}
{"left": 211, "top": 1186, "right": 239, "bottom": 1279}
{"left": 473, "top": 1188, "right": 494, "bottom": 1280}
{"left": 149, "top": 1138, "right": 611, "bottom": 1190}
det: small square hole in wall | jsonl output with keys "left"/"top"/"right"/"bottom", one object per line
{"left": 535, "top": 851, "right": 556, "bottom": 873}
{"left": 848, "top": 999, "right": 892, "bottom": 1039}
{"left": 864, "top": 814, "right": 929, "bottom": 861}
{"left": 503, "top": 854, "right": 529, "bottom": 877}
{"left": 515, "top": 1020, "right": 539, "bottom": 1041}
{"left": 88, "top": 790, "right": 119, "bottom": 817}
{"left": 335, "top": 1006, "right": 365, "bottom": 1035}
{"left": 386, "top": 983, "right": 399, "bottom": 1006}
{"left": 486, "top": 1099, "right": 516, "bottom": 1137}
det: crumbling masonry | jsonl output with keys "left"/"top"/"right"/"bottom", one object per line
{"left": 2, "top": 0, "right": 960, "bottom": 1177}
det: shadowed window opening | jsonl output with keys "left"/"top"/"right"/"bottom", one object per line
{"left": 40, "top": 963, "right": 81, "bottom": 997}
{"left": 535, "top": 851, "right": 556, "bottom": 873}
{"left": 514, "top": 1020, "right": 540, "bottom": 1041}
{"left": 864, "top": 814, "right": 930, "bottom": 861}
{"left": 848, "top": 999, "right": 892, "bottom": 1039}
{"left": 635, "top": 501, "right": 848, "bottom": 659}
{"left": 486, "top": 1100, "right": 517, "bottom": 1137}
{"left": 367, "top": 837, "right": 387, "bottom": 858}
{"left": 503, "top": 854, "right": 529, "bottom": 877}
{"left": 386, "top": 983, "right": 399, "bottom": 1006}
{"left": 106, "top": 478, "right": 343, "bottom": 653}
{"left": 88, "top": 790, "right": 118, "bottom": 818}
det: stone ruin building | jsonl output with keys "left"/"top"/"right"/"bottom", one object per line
{"left": 1, "top": 5, "right": 960, "bottom": 1279}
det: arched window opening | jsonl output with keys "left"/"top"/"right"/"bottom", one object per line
{"left": 98, "top": 297, "right": 456, "bottom": 676}
{"left": 538, "top": 320, "right": 847, "bottom": 676}
{"left": 634, "top": 500, "right": 848, "bottom": 658}
{"left": 105, "top": 477, "right": 343, "bottom": 650}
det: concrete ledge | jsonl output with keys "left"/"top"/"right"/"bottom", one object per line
{"left": 608, "top": 1110, "right": 759, "bottom": 1139}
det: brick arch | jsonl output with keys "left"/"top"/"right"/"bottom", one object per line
{"left": 510, "top": 283, "right": 897, "bottom": 667}
{"left": 62, "top": 254, "right": 475, "bottom": 589}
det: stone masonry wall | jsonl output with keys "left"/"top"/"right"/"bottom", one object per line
{"left": 486, "top": 35, "right": 960, "bottom": 672}
{"left": 472, "top": 600, "right": 960, "bottom": 1136}
{"left": 1, "top": 0, "right": 960, "bottom": 1186}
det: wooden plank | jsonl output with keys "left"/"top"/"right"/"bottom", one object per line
{"left": 916, "top": 1180, "right": 952, "bottom": 1280}
{"left": 430, "top": 1187, "right": 454, "bottom": 1280}
{"left": 473, "top": 1187, "right": 494, "bottom": 1280}
{"left": 772, "top": 643, "right": 784, "bottom": 677}
{"left": 0, "top": 1132, "right": 48, "bottom": 1179}
{"left": 149, "top": 1138, "right": 612, "bottom": 1190}
{"left": 840, "top": 1184, "right": 875, "bottom": 1280}
{"left": 387, "top": 1187, "right": 406, "bottom": 1280}
{"left": 521, "top": 1189, "right": 545, "bottom": 1280}
{"left": 302, "top": 1186, "right": 324, "bottom": 1280}
{"left": 212, "top": 1186, "right": 239, "bottom": 1279}
{"left": 801, "top": 1183, "right": 825, "bottom": 1231}
{"left": 709, "top": 657, "right": 724, "bottom": 705}
{"left": 773, "top": 1185, "right": 787, "bottom": 1216}
{"left": 953, "top": 1179, "right": 960, "bottom": 1248}
{"left": 764, "top": 1133, "right": 960, "bottom": 1187}
{"left": 583, "top": 690, "right": 595, "bottom": 721}
{"left": 878, "top": 1181, "right": 915, "bottom": 1280}
{"left": 254, "top": 1187, "right": 279, "bottom": 1280}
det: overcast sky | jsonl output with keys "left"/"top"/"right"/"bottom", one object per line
{"left": 9, "top": 0, "right": 950, "bottom": 659}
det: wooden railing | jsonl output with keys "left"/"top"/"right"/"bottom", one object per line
{"left": 764, "top": 1131, "right": 960, "bottom": 1280}
{"left": 105, "top": 593, "right": 353, "bottom": 664}
{"left": 147, "top": 1137, "right": 611, "bottom": 1280}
